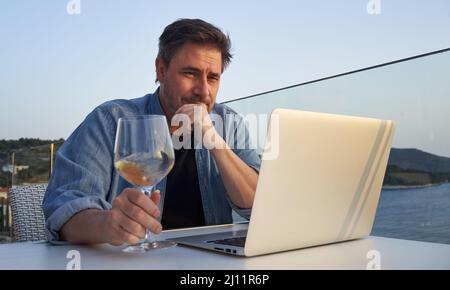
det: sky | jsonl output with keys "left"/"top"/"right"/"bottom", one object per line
{"left": 1, "top": 1, "right": 450, "bottom": 155}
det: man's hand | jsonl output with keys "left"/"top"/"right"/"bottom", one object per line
{"left": 59, "top": 188, "right": 163, "bottom": 245}
{"left": 173, "top": 103, "right": 212, "bottom": 133}
{"left": 105, "top": 188, "right": 162, "bottom": 246}
{"left": 172, "top": 103, "right": 225, "bottom": 149}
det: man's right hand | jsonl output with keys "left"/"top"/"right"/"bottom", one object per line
{"left": 59, "top": 188, "right": 162, "bottom": 245}
{"left": 105, "top": 188, "right": 162, "bottom": 246}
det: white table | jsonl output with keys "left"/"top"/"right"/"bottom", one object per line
{"left": 0, "top": 223, "right": 449, "bottom": 270}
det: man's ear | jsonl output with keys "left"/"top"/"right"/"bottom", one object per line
{"left": 155, "top": 57, "right": 166, "bottom": 84}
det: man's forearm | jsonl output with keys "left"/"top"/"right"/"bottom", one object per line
{"left": 210, "top": 136, "right": 258, "bottom": 209}
{"left": 60, "top": 209, "right": 110, "bottom": 244}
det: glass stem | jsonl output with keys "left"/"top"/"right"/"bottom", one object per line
{"left": 140, "top": 186, "right": 156, "bottom": 243}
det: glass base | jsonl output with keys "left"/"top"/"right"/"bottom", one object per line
{"left": 123, "top": 240, "right": 177, "bottom": 253}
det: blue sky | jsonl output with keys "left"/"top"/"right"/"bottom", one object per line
{"left": 1, "top": 1, "right": 450, "bottom": 155}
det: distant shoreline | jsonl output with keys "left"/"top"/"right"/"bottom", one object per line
{"left": 382, "top": 182, "right": 449, "bottom": 190}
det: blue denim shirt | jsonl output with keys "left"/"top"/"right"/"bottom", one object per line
{"left": 43, "top": 89, "right": 261, "bottom": 242}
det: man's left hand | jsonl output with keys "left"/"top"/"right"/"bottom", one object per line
{"left": 172, "top": 103, "right": 225, "bottom": 149}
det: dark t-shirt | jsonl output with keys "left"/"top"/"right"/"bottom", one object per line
{"left": 161, "top": 136, "right": 205, "bottom": 230}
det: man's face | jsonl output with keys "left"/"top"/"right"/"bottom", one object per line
{"left": 156, "top": 42, "right": 222, "bottom": 120}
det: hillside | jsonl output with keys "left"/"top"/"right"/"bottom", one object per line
{"left": 384, "top": 148, "right": 450, "bottom": 186}
{"left": 388, "top": 148, "right": 450, "bottom": 173}
{"left": 0, "top": 138, "right": 64, "bottom": 187}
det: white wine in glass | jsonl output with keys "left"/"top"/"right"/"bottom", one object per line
{"left": 114, "top": 115, "right": 175, "bottom": 253}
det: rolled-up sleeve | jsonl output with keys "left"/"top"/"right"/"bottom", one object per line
{"left": 43, "top": 106, "right": 116, "bottom": 243}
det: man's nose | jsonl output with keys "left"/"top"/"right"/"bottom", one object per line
{"left": 192, "top": 76, "right": 209, "bottom": 101}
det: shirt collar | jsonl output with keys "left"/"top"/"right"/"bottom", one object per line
{"left": 148, "top": 87, "right": 166, "bottom": 116}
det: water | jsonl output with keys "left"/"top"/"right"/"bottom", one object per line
{"left": 371, "top": 183, "right": 450, "bottom": 244}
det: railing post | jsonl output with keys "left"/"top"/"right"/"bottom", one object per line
{"left": 8, "top": 201, "right": 12, "bottom": 240}
{"left": 49, "top": 143, "right": 55, "bottom": 177}
{"left": 11, "top": 152, "right": 15, "bottom": 186}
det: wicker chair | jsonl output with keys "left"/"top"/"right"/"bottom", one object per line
{"left": 8, "top": 184, "right": 47, "bottom": 242}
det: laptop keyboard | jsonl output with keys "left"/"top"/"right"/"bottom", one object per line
{"left": 209, "top": 236, "right": 246, "bottom": 247}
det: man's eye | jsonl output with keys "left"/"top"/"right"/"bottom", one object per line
{"left": 184, "top": 71, "right": 195, "bottom": 77}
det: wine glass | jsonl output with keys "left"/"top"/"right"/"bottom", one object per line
{"left": 114, "top": 115, "right": 176, "bottom": 253}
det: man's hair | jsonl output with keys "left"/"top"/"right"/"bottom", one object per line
{"left": 158, "top": 18, "right": 232, "bottom": 72}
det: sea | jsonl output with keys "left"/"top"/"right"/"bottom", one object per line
{"left": 372, "top": 183, "right": 450, "bottom": 244}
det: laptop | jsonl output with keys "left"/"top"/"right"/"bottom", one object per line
{"left": 168, "top": 108, "right": 396, "bottom": 257}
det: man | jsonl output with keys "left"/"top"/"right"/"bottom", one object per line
{"left": 43, "top": 19, "right": 261, "bottom": 245}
